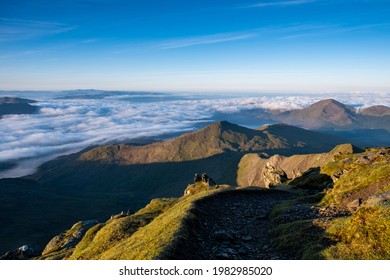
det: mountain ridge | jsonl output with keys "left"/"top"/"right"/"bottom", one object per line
{"left": 0, "top": 96, "right": 38, "bottom": 117}
{"left": 77, "top": 121, "right": 346, "bottom": 165}
{"left": 0, "top": 121, "right": 347, "bottom": 255}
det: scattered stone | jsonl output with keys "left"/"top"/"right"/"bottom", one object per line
{"left": 356, "top": 155, "right": 371, "bottom": 165}
{"left": 262, "top": 245, "right": 269, "bottom": 250}
{"left": 238, "top": 248, "right": 247, "bottom": 254}
{"left": 215, "top": 252, "right": 230, "bottom": 259}
{"left": 347, "top": 198, "right": 363, "bottom": 212}
{"left": 365, "top": 191, "right": 390, "bottom": 207}
{"left": 242, "top": 235, "right": 253, "bottom": 242}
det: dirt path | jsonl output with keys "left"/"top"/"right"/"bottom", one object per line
{"left": 169, "top": 189, "right": 297, "bottom": 260}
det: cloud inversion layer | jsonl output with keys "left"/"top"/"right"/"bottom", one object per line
{"left": 0, "top": 92, "right": 389, "bottom": 178}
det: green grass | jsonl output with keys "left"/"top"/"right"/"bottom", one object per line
{"left": 97, "top": 188, "right": 229, "bottom": 260}
{"left": 69, "top": 198, "right": 178, "bottom": 260}
{"left": 271, "top": 220, "right": 326, "bottom": 259}
{"left": 323, "top": 205, "right": 390, "bottom": 259}
{"left": 269, "top": 148, "right": 390, "bottom": 260}
{"left": 69, "top": 187, "right": 231, "bottom": 260}
{"left": 320, "top": 158, "right": 390, "bottom": 207}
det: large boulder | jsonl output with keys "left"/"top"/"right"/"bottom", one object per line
{"left": 289, "top": 167, "right": 333, "bottom": 190}
{"left": 42, "top": 220, "right": 98, "bottom": 257}
{"left": 365, "top": 191, "right": 390, "bottom": 207}
{"left": 260, "top": 161, "right": 288, "bottom": 188}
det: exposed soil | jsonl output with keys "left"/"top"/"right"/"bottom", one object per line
{"left": 167, "top": 189, "right": 298, "bottom": 260}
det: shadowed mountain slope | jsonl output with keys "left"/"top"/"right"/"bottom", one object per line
{"left": 0, "top": 121, "right": 346, "bottom": 255}
{"left": 28, "top": 121, "right": 346, "bottom": 194}
{"left": 77, "top": 121, "right": 344, "bottom": 164}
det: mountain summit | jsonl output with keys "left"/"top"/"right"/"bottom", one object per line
{"left": 78, "top": 121, "right": 344, "bottom": 165}
{"left": 277, "top": 99, "right": 358, "bottom": 129}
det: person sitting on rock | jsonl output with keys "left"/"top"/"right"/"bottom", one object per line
{"left": 201, "top": 173, "right": 209, "bottom": 184}
{"left": 194, "top": 173, "right": 202, "bottom": 183}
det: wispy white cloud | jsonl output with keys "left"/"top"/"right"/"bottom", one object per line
{"left": 82, "top": 38, "right": 98, "bottom": 44}
{"left": 249, "top": 0, "right": 317, "bottom": 8}
{"left": 157, "top": 32, "right": 258, "bottom": 49}
{"left": 0, "top": 18, "right": 75, "bottom": 42}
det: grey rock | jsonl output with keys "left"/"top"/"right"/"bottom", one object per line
{"left": 366, "top": 191, "right": 390, "bottom": 207}
{"left": 42, "top": 220, "right": 98, "bottom": 256}
{"left": 215, "top": 252, "right": 230, "bottom": 259}
{"left": 261, "top": 161, "right": 288, "bottom": 188}
{"left": 242, "top": 235, "right": 253, "bottom": 242}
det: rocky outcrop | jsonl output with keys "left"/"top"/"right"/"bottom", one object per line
{"left": 260, "top": 160, "right": 288, "bottom": 187}
{"left": 365, "top": 191, "right": 390, "bottom": 207}
{"left": 237, "top": 144, "right": 359, "bottom": 188}
{"left": 0, "top": 245, "right": 39, "bottom": 260}
{"left": 184, "top": 182, "right": 230, "bottom": 196}
{"left": 41, "top": 220, "right": 98, "bottom": 259}
{"left": 289, "top": 167, "right": 333, "bottom": 190}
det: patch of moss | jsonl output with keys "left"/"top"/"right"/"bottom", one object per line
{"left": 321, "top": 162, "right": 390, "bottom": 206}
{"left": 70, "top": 198, "right": 178, "bottom": 259}
{"left": 323, "top": 205, "right": 390, "bottom": 259}
{"left": 95, "top": 188, "right": 229, "bottom": 260}
{"left": 271, "top": 219, "right": 326, "bottom": 259}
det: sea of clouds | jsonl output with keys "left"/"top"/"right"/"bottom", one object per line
{"left": 1, "top": 91, "right": 389, "bottom": 178}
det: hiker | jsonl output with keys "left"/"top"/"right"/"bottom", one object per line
{"left": 201, "top": 173, "right": 209, "bottom": 184}
{"left": 194, "top": 173, "right": 202, "bottom": 183}
{"left": 202, "top": 173, "right": 217, "bottom": 186}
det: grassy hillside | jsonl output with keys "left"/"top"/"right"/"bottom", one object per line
{"left": 269, "top": 147, "right": 390, "bottom": 259}
{"left": 69, "top": 186, "right": 231, "bottom": 260}
{"left": 22, "top": 147, "right": 390, "bottom": 260}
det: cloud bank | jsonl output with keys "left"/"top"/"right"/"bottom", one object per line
{"left": 0, "top": 91, "right": 389, "bottom": 178}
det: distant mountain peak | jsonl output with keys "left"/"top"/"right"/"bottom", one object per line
{"left": 274, "top": 99, "right": 357, "bottom": 129}
{"left": 0, "top": 96, "right": 36, "bottom": 104}
{"left": 203, "top": 120, "right": 254, "bottom": 135}
{"left": 308, "top": 99, "right": 355, "bottom": 112}
{"left": 360, "top": 105, "right": 390, "bottom": 116}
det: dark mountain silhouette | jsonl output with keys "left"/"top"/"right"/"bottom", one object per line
{"left": 0, "top": 97, "right": 36, "bottom": 104}
{"left": 0, "top": 96, "right": 38, "bottom": 117}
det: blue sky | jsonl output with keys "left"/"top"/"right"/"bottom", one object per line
{"left": 0, "top": 0, "right": 389, "bottom": 93}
